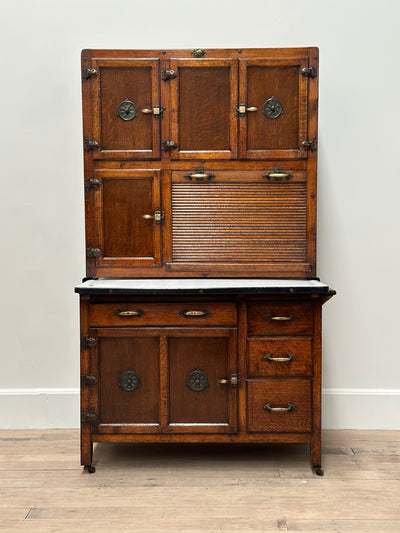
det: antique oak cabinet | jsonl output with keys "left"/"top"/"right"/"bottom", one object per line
{"left": 77, "top": 47, "right": 334, "bottom": 475}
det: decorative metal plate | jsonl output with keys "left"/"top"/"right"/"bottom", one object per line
{"left": 262, "top": 97, "right": 284, "bottom": 119}
{"left": 186, "top": 369, "right": 209, "bottom": 392}
{"left": 116, "top": 99, "right": 138, "bottom": 121}
{"left": 118, "top": 370, "right": 140, "bottom": 392}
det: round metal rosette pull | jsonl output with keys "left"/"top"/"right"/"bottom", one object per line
{"left": 118, "top": 370, "right": 141, "bottom": 392}
{"left": 262, "top": 96, "right": 284, "bottom": 119}
{"left": 186, "top": 369, "right": 209, "bottom": 392}
{"left": 116, "top": 99, "right": 138, "bottom": 121}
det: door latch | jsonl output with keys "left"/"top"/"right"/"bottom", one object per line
{"left": 143, "top": 210, "right": 165, "bottom": 224}
{"left": 218, "top": 374, "right": 241, "bottom": 387}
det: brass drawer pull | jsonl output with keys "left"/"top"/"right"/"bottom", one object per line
{"left": 263, "top": 403, "right": 296, "bottom": 412}
{"left": 265, "top": 314, "right": 296, "bottom": 322}
{"left": 113, "top": 309, "right": 145, "bottom": 317}
{"left": 263, "top": 354, "right": 296, "bottom": 363}
{"left": 179, "top": 309, "right": 211, "bottom": 318}
{"left": 184, "top": 167, "right": 215, "bottom": 181}
{"left": 263, "top": 168, "right": 293, "bottom": 181}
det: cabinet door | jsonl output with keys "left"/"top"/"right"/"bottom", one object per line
{"left": 89, "top": 170, "right": 162, "bottom": 268}
{"left": 93, "top": 329, "right": 161, "bottom": 433}
{"left": 168, "top": 328, "right": 237, "bottom": 433}
{"left": 239, "top": 58, "right": 309, "bottom": 159}
{"left": 169, "top": 59, "right": 238, "bottom": 160}
{"left": 90, "top": 59, "right": 160, "bottom": 159}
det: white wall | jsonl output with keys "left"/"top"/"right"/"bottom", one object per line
{"left": 0, "top": 0, "right": 399, "bottom": 429}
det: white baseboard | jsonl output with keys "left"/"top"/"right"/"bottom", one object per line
{"left": 0, "top": 387, "right": 399, "bottom": 430}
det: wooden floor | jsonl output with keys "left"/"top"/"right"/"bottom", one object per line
{"left": 0, "top": 430, "right": 399, "bottom": 532}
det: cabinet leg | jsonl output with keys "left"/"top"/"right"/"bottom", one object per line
{"left": 83, "top": 464, "right": 96, "bottom": 474}
{"left": 310, "top": 441, "right": 323, "bottom": 476}
{"left": 81, "top": 433, "right": 93, "bottom": 469}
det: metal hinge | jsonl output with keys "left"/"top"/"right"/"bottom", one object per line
{"left": 162, "top": 140, "right": 177, "bottom": 151}
{"left": 81, "top": 375, "right": 98, "bottom": 386}
{"left": 86, "top": 247, "right": 102, "bottom": 258}
{"left": 81, "top": 412, "right": 98, "bottom": 425}
{"left": 81, "top": 337, "right": 97, "bottom": 349}
{"left": 300, "top": 137, "right": 317, "bottom": 151}
{"left": 161, "top": 69, "right": 177, "bottom": 81}
{"left": 82, "top": 67, "right": 98, "bottom": 80}
{"left": 84, "top": 138, "right": 100, "bottom": 152}
{"left": 301, "top": 66, "right": 317, "bottom": 78}
{"left": 85, "top": 178, "right": 101, "bottom": 192}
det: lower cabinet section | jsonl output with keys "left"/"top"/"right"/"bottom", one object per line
{"left": 78, "top": 286, "right": 333, "bottom": 474}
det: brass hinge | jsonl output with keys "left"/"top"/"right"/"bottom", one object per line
{"left": 81, "top": 375, "right": 98, "bottom": 386}
{"left": 85, "top": 178, "right": 101, "bottom": 192}
{"left": 82, "top": 67, "right": 98, "bottom": 80}
{"left": 86, "top": 247, "right": 102, "bottom": 258}
{"left": 84, "top": 138, "right": 100, "bottom": 152}
{"left": 162, "top": 140, "right": 177, "bottom": 151}
{"left": 300, "top": 137, "right": 317, "bottom": 151}
{"left": 81, "top": 337, "right": 97, "bottom": 349}
{"left": 81, "top": 412, "right": 98, "bottom": 425}
{"left": 301, "top": 66, "right": 317, "bottom": 78}
{"left": 161, "top": 69, "right": 177, "bottom": 81}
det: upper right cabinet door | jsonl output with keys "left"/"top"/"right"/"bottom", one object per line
{"left": 239, "top": 57, "right": 310, "bottom": 159}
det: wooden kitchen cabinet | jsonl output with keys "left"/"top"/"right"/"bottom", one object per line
{"left": 78, "top": 48, "right": 335, "bottom": 475}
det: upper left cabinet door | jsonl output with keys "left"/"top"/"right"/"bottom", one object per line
{"left": 88, "top": 59, "right": 161, "bottom": 159}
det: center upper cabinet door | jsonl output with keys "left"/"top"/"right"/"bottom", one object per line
{"left": 239, "top": 57, "right": 309, "bottom": 159}
{"left": 91, "top": 59, "right": 160, "bottom": 159}
{"left": 169, "top": 59, "right": 238, "bottom": 160}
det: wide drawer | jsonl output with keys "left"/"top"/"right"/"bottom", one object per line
{"left": 247, "top": 301, "right": 313, "bottom": 335}
{"left": 90, "top": 302, "right": 237, "bottom": 326}
{"left": 247, "top": 337, "right": 312, "bottom": 377}
{"left": 247, "top": 380, "right": 312, "bottom": 433}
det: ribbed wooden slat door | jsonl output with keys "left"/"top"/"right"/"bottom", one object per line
{"left": 170, "top": 170, "right": 309, "bottom": 271}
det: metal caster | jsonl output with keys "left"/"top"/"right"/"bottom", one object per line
{"left": 312, "top": 465, "right": 324, "bottom": 476}
{"left": 84, "top": 465, "right": 96, "bottom": 474}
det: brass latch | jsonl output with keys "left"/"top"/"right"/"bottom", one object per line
{"left": 218, "top": 374, "right": 241, "bottom": 387}
{"left": 141, "top": 105, "right": 165, "bottom": 118}
{"left": 236, "top": 104, "right": 258, "bottom": 117}
{"left": 143, "top": 210, "right": 165, "bottom": 224}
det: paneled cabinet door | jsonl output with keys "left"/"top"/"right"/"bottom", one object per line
{"left": 167, "top": 328, "right": 237, "bottom": 433}
{"left": 88, "top": 170, "right": 162, "bottom": 268}
{"left": 238, "top": 57, "right": 310, "bottom": 159}
{"left": 90, "top": 59, "right": 161, "bottom": 159}
{"left": 92, "top": 328, "right": 162, "bottom": 433}
{"left": 169, "top": 59, "right": 238, "bottom": 160}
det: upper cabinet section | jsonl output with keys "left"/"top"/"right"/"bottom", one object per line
{"left": 82, "top": 48, "right": 318, "bottom": 162}
{"left": 86, "top": 59, "right": 161, "bottom": 160}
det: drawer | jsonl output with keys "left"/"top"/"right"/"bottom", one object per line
{"left": 247, "top": 380, "right": 311, "bottom": 433}
{"left": 247, "top": 301, "right": 313, "bottom": 335}
{"left": 247, "top": 337, "right": 312, "bottom": 377}
{"left": 90, "top": 302, "right": 237, "bottom": 327}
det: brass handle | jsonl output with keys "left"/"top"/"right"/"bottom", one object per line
{"left": 246, "top": 106, "right": 258, "bottom": 112}
{"left": 184, "top": 168, "right": 215, "bottom": 181}
{"left": 114, "top": 309, "right": 145, "bottom": 317}
{"left": 143, "top": 214, "right": 155, "bottom": 219}
{"left": 263, "top": 171, "right": 293, "bottom": 181}
{"left": 141, "top": 108, "right": 153, "bottom": 114}
{"left": 143, "top": 210, "right": 164, "bottom": 223}
{"left": 263, "top": 354, "right": 296, "bottom": 363}
{"left": 263, "top": 403, "right": 295, "bottom": 412}
{"left": 179, "top": 309, "right": 211, "bottom": 318}
{"left": 265, "top": 314, "right": 296, "bottom": 322}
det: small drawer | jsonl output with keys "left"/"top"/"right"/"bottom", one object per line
{"left": 247, "top": 337, "right": 312, "bottom": 377}
{"left": 90, "top": 302, "right": 237, "bottom": 327}
{"left": 247, "top": 301, "right": 313, "bottom": 336}
{"left": 247, "top": 380, "right": 312, "bottom": 433}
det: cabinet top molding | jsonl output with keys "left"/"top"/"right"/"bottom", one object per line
{"left": 82, "top": 47, "right": 318, "bottom": 61}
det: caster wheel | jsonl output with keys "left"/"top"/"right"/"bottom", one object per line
{"left": 312, "top": 465, "right": 324, "bottom": 476}
{"left": 84, "top": 465, "right": 96, "bottom": 474}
